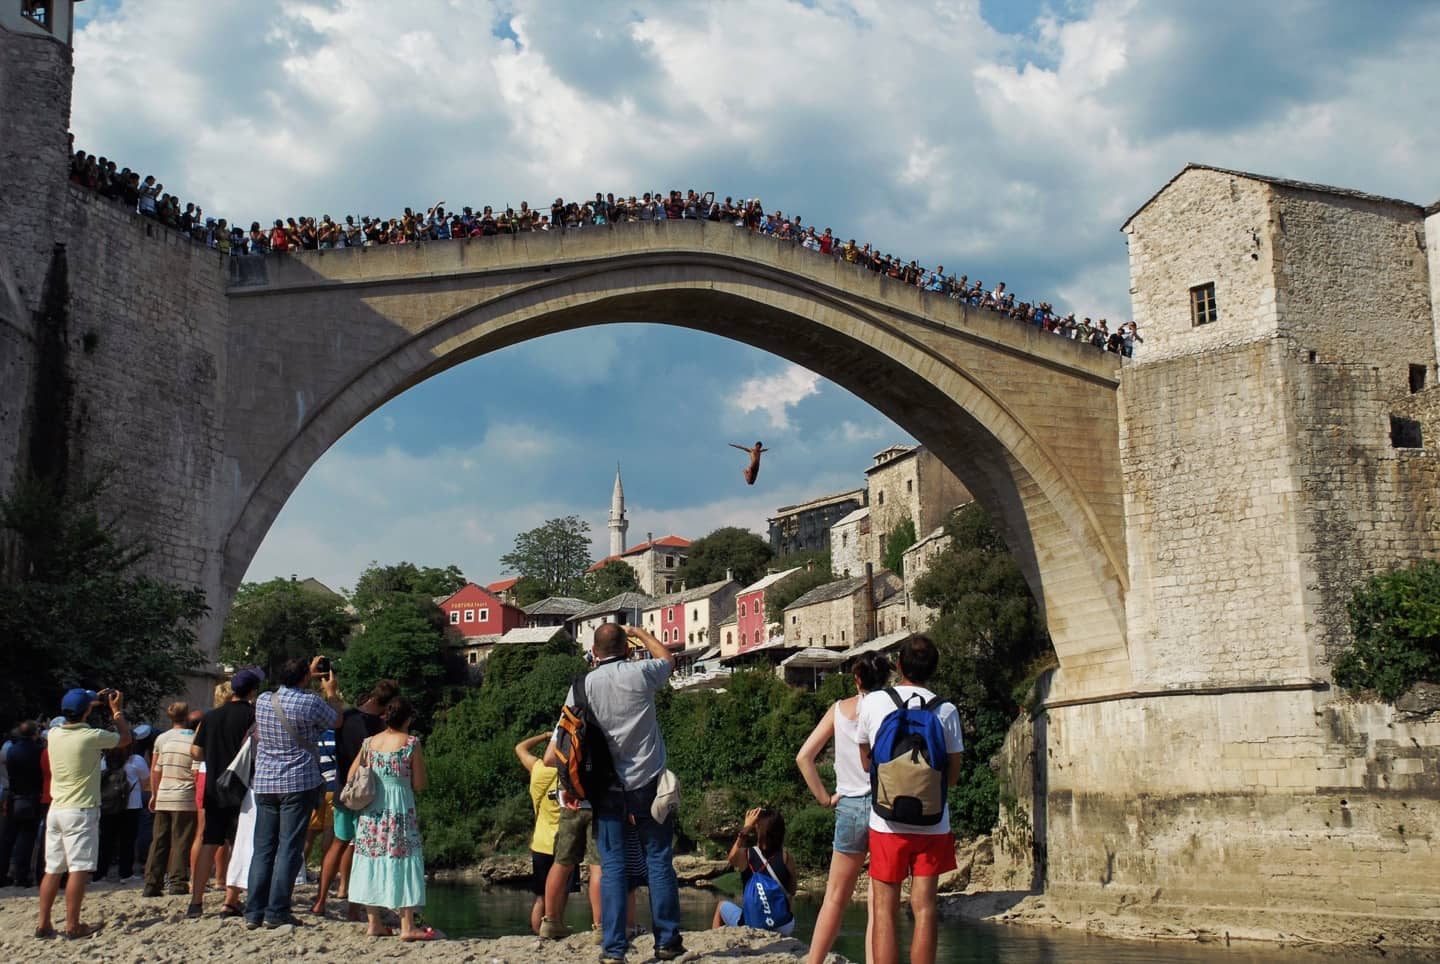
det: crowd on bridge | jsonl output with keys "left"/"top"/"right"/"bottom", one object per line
{"left": 68, "top": 145, "right": 1141, "bottom": 357}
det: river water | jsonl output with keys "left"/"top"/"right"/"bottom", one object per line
{"left": 426, "top": 882, "right": 1417, "bottom": 962}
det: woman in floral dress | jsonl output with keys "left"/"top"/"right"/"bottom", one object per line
{"left": 345, "top": 697, "right": 431, "bottom": 940}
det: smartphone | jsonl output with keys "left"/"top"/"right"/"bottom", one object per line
{"left": 314, "top": 656, "right": 331, "bottom": 677}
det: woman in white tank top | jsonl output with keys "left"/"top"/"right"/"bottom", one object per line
{"left": 795, "top": 651, "right": 891, "bottom": 964}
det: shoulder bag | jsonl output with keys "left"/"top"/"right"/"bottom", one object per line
{"left": 338, "top": 737, "right": 377, "bottom": 811}
{"left": 271, "top": 690, "right": 321, "bottom": 760}
{"left": 212, "top": 731, "right": 255, "bottom": 808}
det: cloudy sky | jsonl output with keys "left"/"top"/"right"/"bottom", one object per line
{"left": 69, "top": 0, "right": 1440, "bottom": 595}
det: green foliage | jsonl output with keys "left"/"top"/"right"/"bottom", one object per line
{"left": 912, "top": 503, "right": 1055, "bottom": 838}
{"left": 685, "top": 527, "right": 773, "bottom": 587}
{"left": 338, "top": 594, "right": 450, "bottom": 727}
{"left": 220, "top": 577, "right": 353, "bottom": 682}
{"left": 499, "top": 515, "right": 594, "bottom": 598}
{"left": 1334, "top": 559, "right": 1440, "bottom": 700}
{"left": 349, "top": 561, "right": 466, "bottom": 616}
{"left": 512, "top": 575, "right": 551, "bottom": 608}
{"left": 419, "top": 636, "right": 586, "bottom": 866}
{"left": 0, "top": 476, "right": 206, "bottom": 721}
{"left": 765, "top": 551, "right": 833, "bottom": 624}
{"left": 882, "top": 517, "right": 917, "bottom": 577}
{"left": 581, "top": 560, "right": 640, "bottom": 602}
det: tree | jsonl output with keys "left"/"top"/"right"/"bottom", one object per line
{"left": 350, "top": 560, "right": 467, "bottom": 615}
{"left": 511, "top": 575, "right": 551, "bottom": 608}
{"left": 220, "top": 577, "right": 353, "bottom": 682}
{"left": 912, "top": 503, "right": 1055, "bottom": 837}
{"left": 685, "top": 527, "right": 774, "bottom": 587}
{"left": 1334, "top": 559, "right": 1440, "bottom": 701}
{"left": 882, "top": 517, "right": 918, "bottom": 577}
{"left": 338, "top": 594, "right": 450, "bottom": 727}
{"left": 765, "top": 550, "right": 834, "bottom": 624}
{"left": 582, "top": 560, "right": 640, "bottom": 602}
{"left": 0, "top": 476, "right": 207, "bottom": 721}
{"left": 499, "top": 516, "right": 593, "bottom": 597}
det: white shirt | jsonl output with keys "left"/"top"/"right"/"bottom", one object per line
{"left": 831, "top": 701, "right": 869, "bottom": 798}
{"left": 857, "top": 685, "right": 963, "bottom": 835}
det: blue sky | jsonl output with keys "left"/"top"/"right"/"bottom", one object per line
{"left": 67, "top": 0, "right": 1440, "bottom": 594}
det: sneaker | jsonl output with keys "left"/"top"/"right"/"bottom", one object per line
{"left": 538, "top": 916, "right": 570, "bottom": 940}
{"left": 592, "top": 925, "right": 604, "bottom": 946}
{"left": 186, "top": 903, "right": 204, "bottom": 919}
{"left": 263, "top": 915, "right": 305, "bottom": 929}
{"left": 654, "top": 941, "right": 687, "bottom": 961}
{"left": 243, "top": 919, "right": 262, "bottom": 930}
{"left": 600, "top": 958, "right": 625, "bottom": 964}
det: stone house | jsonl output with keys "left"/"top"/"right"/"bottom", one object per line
{"left": 767, "top": 488, "right": 866, "bottom": 557}
{"left": 902, "top": 524, "right": 955, "bottom": 633}
{"left": 571, "top": 590, "right": 654, "bottom": 653}
{"left": 830, "top": 506, "right": 870, "bottom": 578}
{"left": 782, "top": 569, "right": 903, "bottom": 650}
{"left": 587, "top": 534, "right": 691, "bottom": 595}
{"left": 524, "top": 595, "right": 590, "bottom": 628}
{"left": 864, "top": 444, "right": 970, "bottom": 571}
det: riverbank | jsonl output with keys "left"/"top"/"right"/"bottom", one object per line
{"left": 0, "top": 879, "right": 832, "bottom": 963}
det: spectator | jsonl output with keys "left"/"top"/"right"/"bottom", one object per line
{"left": 857, "top": 636, "right": 964, "bottom": 964}
{"left": 345, "top": 696, "right": 431, "bottom": 941}
{"left": 97, "top": 736, "right": 148, "bottom": 881}
{"left": 515, "top": 732, "right": 561, "bottom": 936}
{"left": 243, "top": 656, "right": 342, "bottom": 930}
{"left": 0, "top": 721, "right": 43, "bottom": 887}
{"left": 188, "top": 684, "right": 227, "bottom": 900}
{"left": 36, "top": 689, "right": 130, "bottom": 940}
{"left": 313, "top": 679, "right": 397, "bottom": 919}
{"left": 548, "top": 623, "right": 684, "bottom": 963}
{"left": 711, "top": 806, "right": 798, "bottom": 935}
{"left": 189, "top": 668, "right": 262, "bottom": 917}
{"left": 796, "top": 651, "right": 892, "bottom": 964}
{"left": 142, "top": 702, "right": 197, "bottom": 899}
{"left": 303, "top": 725, "right": 338, "bottom": 887}
{"left": 540, "top": 775, "right": 603, "bottom": 942}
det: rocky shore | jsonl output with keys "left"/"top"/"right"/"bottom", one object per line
{"left": 0, "top": 879, "right": 835, "bottom": 963}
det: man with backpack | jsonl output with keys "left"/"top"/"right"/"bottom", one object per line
{"left": 858, "top": 636, "right": 964, "bottom": 964}
{"left": 546, "top": 623, "right": 684, "bottom": 964}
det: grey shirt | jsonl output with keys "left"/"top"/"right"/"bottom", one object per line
{"left": 565, "top": 657, "right": 671, "bottom": 791}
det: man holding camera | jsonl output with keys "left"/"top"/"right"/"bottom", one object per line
{"left": 36, "top": 687, "right": 130, "bottom": 939}
{"left": 244, "top": 656, "right": 342, "bottom": 930}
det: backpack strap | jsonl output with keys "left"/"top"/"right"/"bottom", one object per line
{"left": 884, "top": 687, "right": 904, "bottom": 711}
{"left": 751, "top": 846, "right": 785, "bottom": 889}
{"left": 923, "top": 695, "right": 950, "bottom": 713}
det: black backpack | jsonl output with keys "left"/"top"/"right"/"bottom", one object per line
{"left": 100, "top": 766, "right": 131, "bottom": 816}
{"left": 552, "top": 671, "right": 617, "bottom": 802}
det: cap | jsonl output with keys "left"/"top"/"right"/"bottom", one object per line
{"left": 60, "top": 688, "right": 98, "bottom": 718}
{"left": 231, "top": 667, "right": 266, "bottom": 693}
{"left": 131, "top": 723, "right": 154, "bottom": 740}
{"left": 651, "top": 768, "right": 680, "bottom": 824}
{"left": 48, "top": 716, "right": 68, "bottom": 729}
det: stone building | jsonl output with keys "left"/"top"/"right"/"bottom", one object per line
{"left": 864, "top": 445, "right": 970, "bottom": 570}
{"left": 588, "top": 533, "right": 691, "bottom": 596}
{"left": 767, "top": 488, "right": 866, "bottom": 557}
{"left": 524, "top": 595, "right": 590, "bottom": 629}
{"left": 570, "top": 591, "right": 653, "bottom": 653}
{"left": 782, "top": 569, "right": 902, "bottom": 650}
{"left": 829, "top": 506, "right": 870, "bottom": 578}
{"left": 642, "top": 577, "right": 741, "bottom": 650}
{"left": 902, "top": 524, "right": 953, "bottom": 633}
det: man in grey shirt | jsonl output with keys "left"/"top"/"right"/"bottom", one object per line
{"left": 550, "top": 623, "right": 683, "bottom": 963}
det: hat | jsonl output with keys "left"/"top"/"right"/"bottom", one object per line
{"left": 651, "top": 769, "right": 680, "bottom": 824}
{"left": 48, "top": 716, "right": 68, "bottom": 729}
{"left": 60, "top": 688, "right": 98, "bottom": 718}
{"left": 131, "top": 723, "right": 153, "bottom": 740}
{"left": 231, "top": 667, "right": 265, "bottom": 693}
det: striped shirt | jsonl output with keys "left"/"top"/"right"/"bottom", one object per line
{"left": 318, "top": 729, "right": 338, "bottom": 791}
{"left": 152, "top": 728, "right": 197, "bottom": 812}
{"left": 251, "top": 688, "right": 337, "bottom": 795}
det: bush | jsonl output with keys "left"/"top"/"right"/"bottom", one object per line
{"left": 1335, "top": 560, "right": 1440, "bottom": 700}
{"left": 786, "top": 805, "right": 837, "bottom": 869}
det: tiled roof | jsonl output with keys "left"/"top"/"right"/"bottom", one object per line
{"left": 587, "top": 534, "right": 692, "bottom": 572}
{"left": 839, "top": 629, "right": 915, "bottom": 660}
{"left": 498, "top": 626, "right": 570, "bottom": 645}
{"left": 784, "top": 570, "right": 902, "bottom": 611}
{"left": 646, "top": 578, "right": 739, "bottom": 610}
{"left": 574, "top": 591, "right": 656, "bottom": 620}
{"left": 486, "top": 577, "right": 520, "bottom": 593}
{"left": 523, "top": 596, "right": 591, "bottom": 617}
{"left": 1122, "top": 163, "right": 1424, "bottom": 231}
{"left": 833, "top": 506, "right": 870, "bottom": 528}
{"left": 739, "top": 566, "right": 805, "bottom": 595}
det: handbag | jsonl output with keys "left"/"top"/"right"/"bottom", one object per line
{"left": 212, "top": 733, "right": 255, "bottom": 808}
{"left": 338, "top": 737, "right": 376, "bottom": 811}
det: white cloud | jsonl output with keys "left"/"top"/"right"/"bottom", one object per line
{"left": 733, "top": 365, "right": 821, "bottom": 431}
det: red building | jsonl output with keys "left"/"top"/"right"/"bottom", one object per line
{"left": 733, "top": 566, "right": 804, "bottom": 654}
{"left": 439, "top": 583, "right": 526, "bottom": 638}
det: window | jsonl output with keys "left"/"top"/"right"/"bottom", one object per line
{"left": 1410, "top": 364, "right": 1427, "bottom": 394}
{"left": 1391, "top": 415, "right": 1423, "bottom": 449}
{"left": 468, "top": 652, "right": 477, "bottom": 665}
{"left": 665, "top": 555, "right": 676, "bottom": 569}
{"left": 463, "top": 609, "right": 475, "bottom": 623}
{"left": 1190, "top": 282, "right": 1217, "bottom": 326}
{"left": 740, "top": 602, "right": 747, "bottom": 617}
{"left": 664, "top": 578, "right": 675, "bottom": 592}
{"left": 791, "top": 615, "right": 798, "bottom": 624}
{"left": 449, "top": 610, "right": 460, "bottom": 625}
{"left": 478, "top": 608, "right": 489, "bottom": 622}
{"left": 877, "top": 490, "right": 885, "bottom": 506}
{"left": 666, "top": 607, "right": 674, "bottom": 621}
{"left": 692, "top": 609, "right": 699, "bottom": 622}
{"left": 901, "top": 615, "right": 908, "bottom": 627}
{"left": 726, "top": 631, "right": 733, "bottom": 646}
{"left": 689, "top": 632, "right": 695, "bottom": 644}
{"left": 821, "top": 634, "right": 827, "bottom": 645}
{"left": 841, "top": 630, "right": 846, "bottom": 642}
{"left": 740, "top": 632, "right": 747, "bottom": 646}
{"left": 21, "top": 1, "right": 52, "bottom": 30}
{"left": 841, "top": 532, "right": 848, "bottom": 548}
{"left": 906, "top": 479, "right": 913, "bottom": 494}
{"left": 679, "top": 556, "right": 687, "bottom": 566}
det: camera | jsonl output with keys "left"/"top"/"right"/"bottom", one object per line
{"left": 96, "top": 688, "right": 115, "bottom": 701}
{"left": 314, "top": 656, "right": 332, "bottom": 677}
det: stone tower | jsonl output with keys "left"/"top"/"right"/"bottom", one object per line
{"left": 608, "top": 464, "right": 628, "bottom": 557}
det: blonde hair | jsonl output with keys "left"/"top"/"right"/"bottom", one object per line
{"left": 167, "top": 701, "right": 190, "bottom": 725}
{"left": 213, "top": 681, "right": 233, "bottom": 708}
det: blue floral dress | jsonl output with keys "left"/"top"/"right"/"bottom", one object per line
{"left": 348, "top": 735, "right": 425, "bottom": 910}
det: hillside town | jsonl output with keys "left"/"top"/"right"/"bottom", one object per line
{"left": 414, "top": 442, "right": 970, "bottom": 692}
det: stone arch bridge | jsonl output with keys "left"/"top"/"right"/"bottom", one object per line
{"left": 221, "top": 221, "right": 1128, "bottom": 698}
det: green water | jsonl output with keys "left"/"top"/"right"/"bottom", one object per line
{"left": 426, "top": 882, "right": 1420, "bottom": 962}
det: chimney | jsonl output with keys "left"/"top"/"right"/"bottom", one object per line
{"left": 647, "top": 531, "right": 654, "bottom": 548}
{"left": 865, "top": 562, "right": 877, "bottom": 641}
{"left": 725, "top": 567, "right": 733, "bottom": 582}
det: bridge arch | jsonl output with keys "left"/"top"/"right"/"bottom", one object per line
{"left": 222, "top": 222, "right": 1130, "bottom": 697}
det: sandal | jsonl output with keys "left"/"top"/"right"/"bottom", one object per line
{"left": 219, "top": 903, "right": 242, "bottom": 918}
{"left": 64, "top": 922, "right": 100, "bottom": 940}
{"left": 309, "top": 900, "right": 326, "bottom": 916}
{"left": 401, "top": 927, "right": 437, "bottom": 942}
{"left": 34, "top": 925, "right": 56, "bottom": 939}
{"left": 366, "top": 926, "right": 394, "bottom": 937}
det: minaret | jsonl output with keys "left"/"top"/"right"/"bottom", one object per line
{"left": 608, "top": 464, "right": 629, "bottom": 557}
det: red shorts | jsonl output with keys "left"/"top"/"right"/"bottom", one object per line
{"left": 868, "top": 830, "right": 957, "bottom": 883}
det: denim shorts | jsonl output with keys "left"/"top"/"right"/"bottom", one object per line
{"left": 833, "top": 794, "right": 871, "bottom": 854}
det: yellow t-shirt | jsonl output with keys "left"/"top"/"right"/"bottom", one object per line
{"left": 529, "top": 763, "right": 560, "bottom": 856}
{"left": 48, "top": 724, "right": 121, "bottom": 810}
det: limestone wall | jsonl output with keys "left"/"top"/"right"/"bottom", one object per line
{"left": 1041, "top": 688, "right": 1440, "bottom": 938}
{"left": 1428, "top": 207, "right": 1440, "bottom": 362}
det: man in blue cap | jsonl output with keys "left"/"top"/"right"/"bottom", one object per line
{"left": 37, "top": 687, "right": 130, "bottom": 940}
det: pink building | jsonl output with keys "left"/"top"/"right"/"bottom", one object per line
{"left": 732, "top": 567, "right": 804, "bottom": 655}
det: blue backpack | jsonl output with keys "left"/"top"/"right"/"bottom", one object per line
{"left": 869, "top": 687, "right": 952, "bottom": 826}
{"left": 740, "top": 847, "right": 793, "bottom": 931}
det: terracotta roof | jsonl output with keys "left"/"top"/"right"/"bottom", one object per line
{"left": 1122, "top": 163, "right": 1423, "bottom": 231}
{"left": 587, "top": 535, "right": 691, "bottom": 572}
{"left": 486, "top": 577, "right": 520, "bottom": 593}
